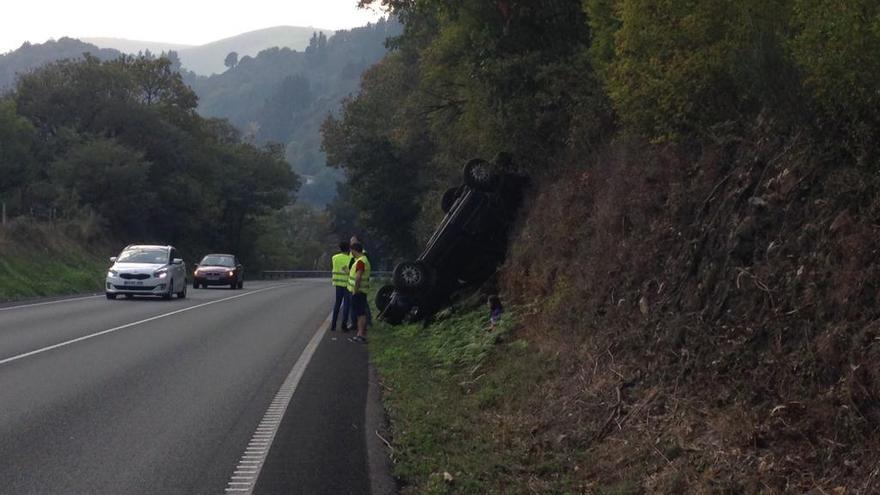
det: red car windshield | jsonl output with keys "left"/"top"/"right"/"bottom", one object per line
{"left": 200, "top": 256, "right": 235, "bottom": 267}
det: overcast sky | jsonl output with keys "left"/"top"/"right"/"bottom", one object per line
{"left": 0, "top": 0, "right": 385, "bottom": 53}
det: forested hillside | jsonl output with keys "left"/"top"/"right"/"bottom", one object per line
{"left": 185, "top": 18, "right": 401, "bottom": 206}
{"left": 0, "top": 38, "right": 119, "bottom": 90}
{"left": 327, "top": 1, "right": 880, "bottom": 492}
{"left": 0, "top": 55, "right": 299, "bottom": 269}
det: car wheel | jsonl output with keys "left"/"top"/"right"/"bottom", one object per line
{"left": 106, "top": 293, "right": 117, "bottom": 300}
{"left": 375, "top": 285, "right": 395, "bottom": 312}
{"left": 463, "top": 158, "right": 498, "bottom": 191}
{"left": 178, "top": 283, "right": 187, "bottom": 299}
{"left": 441, "top": 187, "right": 460, "bottom": 214}
{"left": 193, "top": 281, "right": 200, "bottom": 289}
{"left": 393, "top": 261, "right": 433, "bottom": 293}
{"left": 162, "top": 281, "right": 173, "bottom": 300}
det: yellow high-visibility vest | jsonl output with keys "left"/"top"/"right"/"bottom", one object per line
{"left": 347, "top": 255, "right": 371, "bottom": 294}
{"left": 331, "top": 253, "right": 351, "bottom": 287}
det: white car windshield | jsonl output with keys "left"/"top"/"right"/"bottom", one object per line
{"left": 200, "top": 256, "right": 235, "bottom": 267}
{"left": 117, "top": 248, "right": 168, "bottom": 264}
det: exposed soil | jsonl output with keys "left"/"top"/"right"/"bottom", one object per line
{"left": 500, "top": 124, "right": 880, "bottom": 493}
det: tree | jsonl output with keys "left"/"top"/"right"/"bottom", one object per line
{"left": 791, "top": 0, "right": 880, "bottom": 159}
{"left": 604, "top": 0, "right": 797, "bottom": 140}
{"left": 50, "top": 137, "right": 153, "bottom": 232}
{"left": 224, "top": 51, "right": 239, "bottom": 70}
{"left": 0, "top": 99, "right": 37, "bottom": 208}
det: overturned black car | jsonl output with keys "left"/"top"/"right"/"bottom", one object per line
{"left": 376, "top": 154, "right": 528, "bottom": 325}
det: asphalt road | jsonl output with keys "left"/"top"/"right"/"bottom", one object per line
{"left": 0, "top": 280, "right": 387, "bottom": 495}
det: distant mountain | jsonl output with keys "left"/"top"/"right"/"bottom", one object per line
{"left": 0, "top": 38, "right": 120, "bottom": 90}
{"left": 82, "top": 38, "right": 193, "bottom": 56}
{"left": 178, "top": 26, "right": 334, "bottom": 75}
{"left": 186, "top": 18, "right": 402, "bottom": 206}
{"left": 84, "top": 26, "right": 334, "bottom": 76}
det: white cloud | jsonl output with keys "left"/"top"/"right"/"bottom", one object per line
{"left": 0, "top": 0, "right": 385, "bottom": 53}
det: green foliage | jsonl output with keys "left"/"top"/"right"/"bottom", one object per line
{"left": 370, "top": 303, "right": 578, "bottom": 493}
{"left": 322, "top": 53, "right": 425, "bottom": 257}
{"left": 327, "top": 1, "right": 610, "bottom": 256}
{"left": 50, "top": 137, "right": 152, "bottom": 231}
{"left": 251, "top": 204, "right": 334, "bottom": 271}
{"left": 791, "top": 0, "right": 880, "bottom": 159}
{"left": 606, "top": 0, "right": 797, "bottom": 140}
{"left": 1, "top": 54, "right": 299, "bottom": 266}
{"left": 187, "top": 20, "right": 401, "bottom": 207}
{"left": 0, "top": 99, "right": 37, "bottom": 197}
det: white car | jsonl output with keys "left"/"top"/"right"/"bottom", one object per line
{"left": 105, "top": 245, "right": 188, "bottom": 300}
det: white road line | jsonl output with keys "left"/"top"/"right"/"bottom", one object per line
{"left": 0, "top": 285, "right": 290, "bottom": 366}
{"left": 223, "top": 314, "right": 330, "bottom": 495}
{"left": 0, "top": 294, "right": 103, "bottom": 312}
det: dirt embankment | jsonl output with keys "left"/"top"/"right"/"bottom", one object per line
{"left": 501, "top": 127, "right": 880, "bottom": 492}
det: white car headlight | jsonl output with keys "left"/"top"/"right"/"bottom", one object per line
{"left": 108, "top": 270, "right": 118, "bottom": 277}
{"left": 153, "top": 269, "right": 168, "bottom": 279}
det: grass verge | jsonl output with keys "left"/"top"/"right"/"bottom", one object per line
{"left": 0, "top": 222, "right": 107, "bottom": 301}
{"left": 368, "top": 298, "right": 588, "bottom": 494}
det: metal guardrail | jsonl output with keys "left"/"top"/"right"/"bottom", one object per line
{"left": 261, "top": 270, "right": 393, "bottom": 280}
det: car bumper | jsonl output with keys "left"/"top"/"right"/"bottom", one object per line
{"left": 194, "top": 276, "right": 237, "bottom": 286}
{"left": 105, "top": 277, "right": 169, "bottom": 295}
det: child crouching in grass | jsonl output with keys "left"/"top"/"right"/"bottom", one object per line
{"left": 488, "top": 295, "right": 503, "bottom": 331}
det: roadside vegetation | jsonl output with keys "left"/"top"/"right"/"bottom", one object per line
{"left": 370, "top": 299, "right": 580, "bottom": 494}
{"left": 0, "top": 53, "right": 325, "bottom": 284}
{"left": 0, "top": 220, "right": 107, "bottom": 300}
{"left": 332, "top": 1, "right": 880, "bottom": 492}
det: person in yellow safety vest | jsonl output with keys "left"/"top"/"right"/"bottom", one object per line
{"left": 348, "top": 235, "right": 372, "bottom": 329}
{"left": 347, "top": 242, "right": 371, "bottom": 343}
{"left": 330, "top": 241, "right": 352, "bottom": 332}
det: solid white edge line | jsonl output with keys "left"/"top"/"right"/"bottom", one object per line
{"left": 223, "top": 314, "right": 331, "bottom": 494}
{"left": 0, "top": 285, "right": 291, "bottom": 366}
{"left": 0, "top": 294, "right": 103, "bottom": 312}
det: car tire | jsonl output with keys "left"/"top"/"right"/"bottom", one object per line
{"left": 393, "top": 261, "right": 433, "bottom": 293}
{"left": 178, "top": 283, "right": 187, "bottom": 299}
{"left": 441, "top": 187, "right": 460, "bottom": 213}
{"left": 463, "top": 158, "right": 498, "bottom": 191}
{"left": 375, "top": 284, "right": 395, "bottom": 313}
{"left": 193, "top": 281, "right": 200, "bottom": 289}
{"left": 106, "top": 293, "right": 117, "bottom": 300}
{"left": 162, "top": 281, "right": 173, "bottom": 300}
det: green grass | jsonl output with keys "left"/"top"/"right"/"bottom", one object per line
{"left": 368, "top": 295, "right": 580, "bottom": 494}
{"left": 0, "top": 241, "right": 106, "bottom": 301}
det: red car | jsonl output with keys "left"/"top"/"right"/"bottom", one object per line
{"left": 193, "top": 254, "right": 244, "bottom": 289}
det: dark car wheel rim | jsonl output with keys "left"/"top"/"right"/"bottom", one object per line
{"left": 401, "top": 266, "right": 422, "bottom": 286}
{"left": 471, "top": 162, "right": 491, "bottom": 183}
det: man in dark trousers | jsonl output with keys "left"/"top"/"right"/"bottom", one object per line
{"left": 330, "top": 241, "right": 351, "bottom": 332}
{"left": 347, "top": 242, "right": 371, "bottom": 343}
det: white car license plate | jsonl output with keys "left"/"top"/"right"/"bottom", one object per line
{"left": 128, "top": 280, "right": 144, "bottom": 286}
{"left": 207, "top": 275, "right": 219, "bottom": 280}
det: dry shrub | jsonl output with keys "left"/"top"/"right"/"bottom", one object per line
{"left": 500, "top": 123, "right": 880, "bottom": 492}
